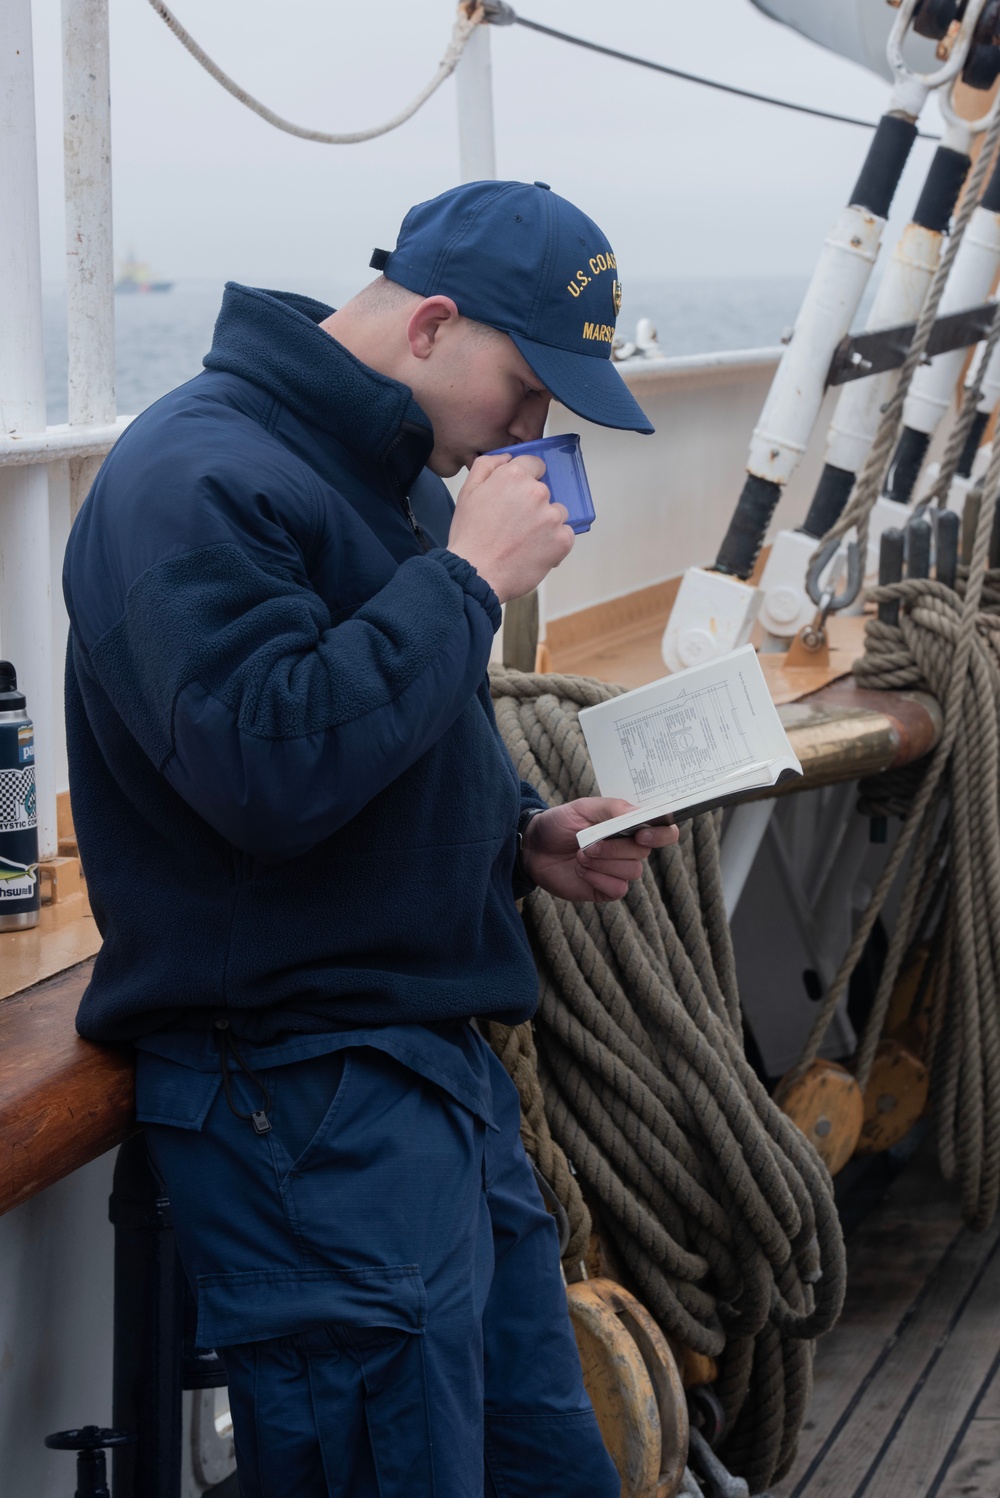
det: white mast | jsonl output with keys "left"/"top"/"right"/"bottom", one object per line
{"left": 455, "top": 13, "right": 497, "bottom": 182}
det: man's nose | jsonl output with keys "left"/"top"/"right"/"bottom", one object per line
{"left": 508, "top": 393, "right": 552, "bottom": 443}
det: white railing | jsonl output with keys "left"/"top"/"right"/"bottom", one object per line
{"left": 0, "top": 0, "right": 117, "bottom": 858}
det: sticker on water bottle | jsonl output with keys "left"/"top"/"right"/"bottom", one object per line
{"left": 17, "top": 726, "right": 34, "bottom": 764}
{"left": 0, "top": 766, "right": 37, "bottom": 833}
{"left": 0, "top": 866, "right": 37, "bottom": 901}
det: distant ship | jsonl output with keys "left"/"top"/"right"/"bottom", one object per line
{"left": 114, "top": 252, "right": 173, "bottom": 294}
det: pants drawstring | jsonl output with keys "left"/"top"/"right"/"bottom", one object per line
{"left": 214, "top": 1017, "right": 272, "bottom": 1134}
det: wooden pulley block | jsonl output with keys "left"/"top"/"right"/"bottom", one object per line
{"left": 854, "top": 1039, "right": 929, "bottom": 1155}
{"left": 567, "top": 1277, "right": 689, "bottom": 1498}
{"left": 667, "top": 1340, "right": 718, "bottom": 1389}
{"left": 773, "top": 1059, "right": 865, "bottom": 1175}
{"left": 885, "top": 943, "right": 933, "bottom": 1054}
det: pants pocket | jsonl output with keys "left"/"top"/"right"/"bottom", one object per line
{"left": 196, "top": 1263, "right": 426, "bottom": 1349}
{"left": 212, "top": 1268, "right": 434, "bottom": 1498}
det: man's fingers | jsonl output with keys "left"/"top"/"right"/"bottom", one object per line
{"left": 466, "top": 452, "right": 512, "bottom": 484}
{"left": 636, "top": 823, "right": 679, "bottom": 847}
{"left": 578, "top": 850, "right": 642, "bottom": 882}
{"left": 507, "top": 453, "right": 547, "bottom": 480}
{"left": 576, "top": 865, "right": 631, "bottom": 900}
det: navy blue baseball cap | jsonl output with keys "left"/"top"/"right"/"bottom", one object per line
{"left": 369, "top": 180, "right": 654, "bottom": 435}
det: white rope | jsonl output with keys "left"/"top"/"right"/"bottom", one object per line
{"left": 145, "top": 1, "right": 483, "bottom": 145}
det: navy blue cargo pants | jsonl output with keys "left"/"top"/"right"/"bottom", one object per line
{"left": 136, "top": 1029, "right": 620, "bottom": 1498}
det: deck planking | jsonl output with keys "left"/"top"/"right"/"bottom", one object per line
{"left": 773, "top": 1145, "right": 1000, "bottom": 1498}
{"left": 935, "top": 1416, "right": 1000, "bottom": 1498}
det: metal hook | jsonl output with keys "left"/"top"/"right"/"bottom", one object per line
{"left": 887, "top": 0, "right": 989, "bottom": 90}
{"left": 805, "top": 537, "right": 862, "bottom": 613}
{"left": 938, "top": 67, "right": 1000, "bottom": 139}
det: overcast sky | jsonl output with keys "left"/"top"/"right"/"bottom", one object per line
{"left": 29, "top": 0, "right": 943, "bottom": 299}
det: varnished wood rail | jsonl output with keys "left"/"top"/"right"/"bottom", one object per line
{"left": 0, "top": 682, "right": 942, "bottom": 1218}
{"left": 0, "top": 960, "right": 133, "bottom": 1216}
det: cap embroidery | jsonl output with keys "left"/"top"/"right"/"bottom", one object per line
{"left": 567, "top": 252, "right": 617, "bottom": 298}
{"left": 582, "top": 322, "right": 615, "bottom": 343}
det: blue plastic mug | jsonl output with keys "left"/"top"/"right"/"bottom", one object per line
{"left": 485, "top": 433, "right": 596, "bottom": 534}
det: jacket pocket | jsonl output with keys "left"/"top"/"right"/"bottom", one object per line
{"left": 195, "top": 1262, "right": 426, "bottom": 1349}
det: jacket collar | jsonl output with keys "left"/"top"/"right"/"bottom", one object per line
{"left": 203, "top": 282, "right": 435, "bottom": 493}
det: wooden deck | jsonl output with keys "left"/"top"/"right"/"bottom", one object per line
{"left": 772, "top": 1142, "right": 1000, "bottom": 1498}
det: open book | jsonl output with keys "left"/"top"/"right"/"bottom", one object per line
{"left": 576, "top": 644, "right": 803, "bottom": 850}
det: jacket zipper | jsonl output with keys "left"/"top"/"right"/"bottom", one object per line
{"left": 403, "top": 495, "right": 430, "bottom": 552}
{"left": 382, "top": 427, "right": 431, "bottom": 553}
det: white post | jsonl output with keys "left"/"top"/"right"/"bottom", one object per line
{"left": 456, "top": 15, "right": 507, "bottom": 656}
{"left": 0, "top": 0, "right": 58, "bottom": 858}
{"left": 63, "top": 0, "right": 115, "bottom": 516}
{"left": 455, "top": 21, "right": 496, "bottom": 184}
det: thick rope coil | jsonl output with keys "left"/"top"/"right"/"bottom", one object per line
{"left": 489, "top": 668, "right": 846, "bottom": 1492}
{"left": 478, "top": 1016, "right": 593, "bottom": 1274}
{"left": 145, "top": 1, "right": 481, "bottom": 144}
{"left": 796, "top": 433, "right": 1000, "bottom": 1230}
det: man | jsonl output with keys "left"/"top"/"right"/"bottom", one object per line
{"left": 63, "top": 179, "right": 674, "bottom": 1497}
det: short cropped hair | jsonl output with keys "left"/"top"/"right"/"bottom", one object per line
{"left": 354, "top": 276, "right": 505, "bottom": 344}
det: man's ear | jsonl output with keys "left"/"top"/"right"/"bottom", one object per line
{"left": 406, "top": 296, "right": 461, "bottom": 361}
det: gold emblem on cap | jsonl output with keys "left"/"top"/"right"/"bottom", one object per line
{"left": 612, "top": 280, "right": 622, "bottom": 316}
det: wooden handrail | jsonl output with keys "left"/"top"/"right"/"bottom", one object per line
{"left": 0, "top": 681, "right": 942, "bottom": 1218}
{"left": 0, "top": 959, "right": 133, "bottom": 1217}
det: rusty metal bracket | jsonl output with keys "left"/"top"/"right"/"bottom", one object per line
{"left": 826, "top": 300, "right": 997, "bottom": 386}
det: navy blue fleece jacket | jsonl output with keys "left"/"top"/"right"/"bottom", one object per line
{"left": 63, "top": 283, "right": 546, "bottom": 1043}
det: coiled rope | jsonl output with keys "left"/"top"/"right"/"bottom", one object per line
{"left": 144, "top": 0, "right": 481, "bottom": 144}
{"left": 482, "top": 1015, "right": 593, "bottom": 1270}
{"left": 785, "top": 102, "right": 1000, "bottom": 1233}
{"left": 796, "top": 442, "right": 1000, "bottom": 1230}
{"left": 488, "top": 668, "right": 847, "bottom": 1494}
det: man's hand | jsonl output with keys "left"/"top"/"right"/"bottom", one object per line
{"left": 447, "top": 453, "right": 574, "bottom": 604}
{"left": 520, "top": 799, "right": 680, "bottom": 904}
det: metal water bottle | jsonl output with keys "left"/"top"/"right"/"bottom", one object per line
{"left": 0, "top": 661, "right": 40, "bottom": 930}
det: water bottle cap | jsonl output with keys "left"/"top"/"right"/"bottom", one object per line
{"left": 0, "top": 661, "right": 26, "bottom": 712}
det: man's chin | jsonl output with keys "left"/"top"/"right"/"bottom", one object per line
{"left": 425, "top": 451, "right": 463, "bottom": 479}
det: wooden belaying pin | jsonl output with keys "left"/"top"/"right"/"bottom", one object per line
{"left": 989, "top": 492, "right": 1000, "bottom": 571}
{"left": 877, "top": 527, "right": 905, "bottom": 626}
{"left": 935, "top": 509, "right": 960, "bottom": 591}
{"left": 905, "top": 516, "right": 932, "bottom": 580}
{"left": 961, "top": 487, "right": 981, "bottom": 566}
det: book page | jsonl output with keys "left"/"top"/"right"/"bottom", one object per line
{"left": 612, "top": 673, "right": 754, "bottom": 805}
{"left": 576, "top": 645, "right": 801, "bottom": 848}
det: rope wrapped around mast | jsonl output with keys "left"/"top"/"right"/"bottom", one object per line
{"left": 487, "top": 668, "right": 847, "bottom": 1494}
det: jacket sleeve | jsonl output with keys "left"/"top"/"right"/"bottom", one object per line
{"left": 87, "top": 538, "right": 501, "bottom": 860}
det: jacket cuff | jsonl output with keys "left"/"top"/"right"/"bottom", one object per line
{"left": 512, "top": 804, "right": 548, "bottom": 901}
{"left": 428, "top": 548, "right": 502, "bottom": 633}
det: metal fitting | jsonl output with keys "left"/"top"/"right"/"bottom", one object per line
{"left": 798, "top": 623, "right": 828, "bottom": 653}
{"left": 479, "top": 0, "right": 517, "bottom": 23}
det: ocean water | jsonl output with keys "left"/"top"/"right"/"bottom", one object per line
{"left": 41, "top": 275, "right": 811, "bottom": 424}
